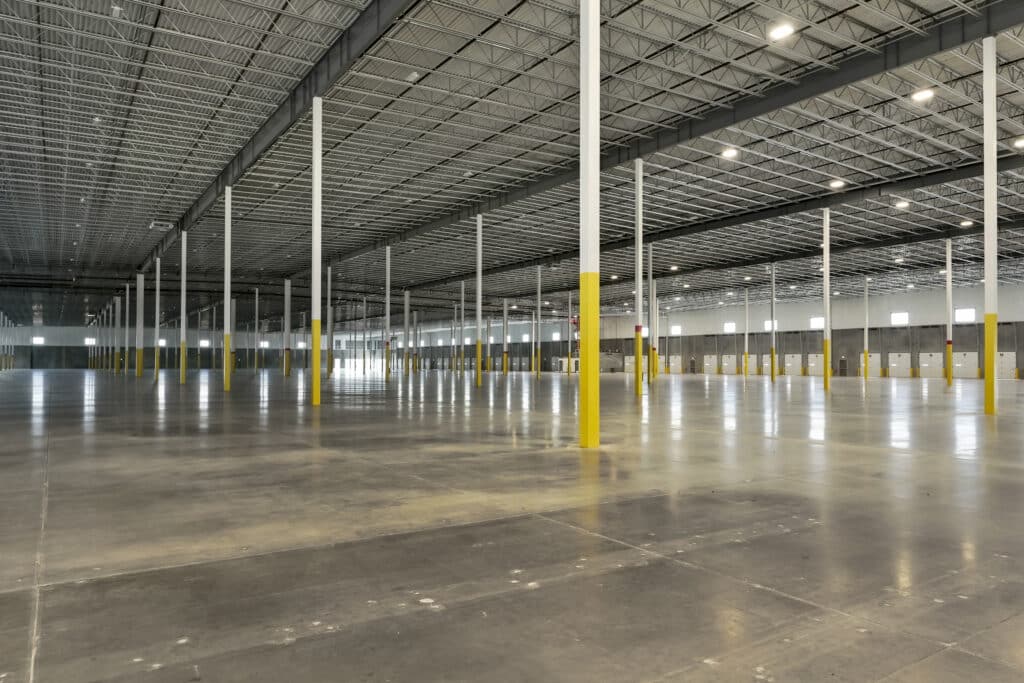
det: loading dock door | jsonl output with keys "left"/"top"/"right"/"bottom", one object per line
{"left": 867, "top": 353, "right": 881, "bottom": 378}
{"left": 721, "top": 354, "right": 737, "bottom": 375}
{"left": 888, "top": 352, "right": 911, "bottom": 378}
{"left": 702, "top": 354, "right": 718, "bottom": 374}
{"left": 997, "top": 351, "right": 1018, "bottom": 379}
{"left": 807, "top": 353, "right": 825, "bottom": 377}
{"left": 918, "top": 352, "right": 944, "bottom": 379}
{"left": 953, "top": 352, "right": 978, "bottom": 379}
{"left": 783, "top": 353, "right": 801, "bottom": 376}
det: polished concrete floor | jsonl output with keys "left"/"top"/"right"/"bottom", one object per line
{"left": 2, "top": 368, "right": 1024, "bottom": 682}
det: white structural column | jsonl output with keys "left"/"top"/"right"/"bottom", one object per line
{"left": 578, "top": 0, "right": 600, "bottom": 448}
{"left": 634, "top": 157, "right": 643, "bottom": 394}
{"left": 254, "top": 288, "right": 260, "bottom": 370}
{"left": 403, "top": 290, "right": 410, "bottom": 376}
{"left": 114, "top": 297, "right": 121, "bottom": 374}
{"left": 135, "top": 273, "right": 144, "bottom": 377}
{"left": 154, "top": 256, "right": 162, "bottom": 376}
{"left": 180, "top": 232, "right": 187, "bottom": 384}
{"left": 945, "top": 240, "right": 954, "bottom": 386}
{"left": 502, "top": 298, "right": 509, "bottom": 375}
{"left": 385, "top": 246, "right": 391, "bottom": 379}
{"left": 822, "top": 208, "right": 831, "bottom": 392}
{"left": 983, "top": 35, "right": 998, "bottom": 414}
{"left": 459, "top": 281, "right": 465, "bottom": 374}
{"left": 863, "top": 277, "right": 870, "bottom": 380}
{"left": 284, "top": 279, "right": 292, "bottom": 376}
{"left": 311, "top": 95, "right": 323, "bottom": 406}
{"left": 769, "top": 263, "right": 777, "bottom": 382}
{"left": 362, "top": 298, "right": 368, "bottom": 374}
{"left": 647, "top": 244, "right": 655, "bottom": 383}
{"left": 223, "top": 185, "right": 232, "bottom": 392}
{"left": 230, "top": 299, "right": 237, "bottom": 372}
{"left": 535, "top": 266, "right": 542, "bottom": 378}
{"left": 326, "top": 267, "right": 333, "bottom": 377}
{"left": 743, "top": 289, "right": 749, "bottom": 376}
{"left": 476, "top": 214, "right": 484, "bottom": 387}
{"left": 124, "top": 283, "right": 130, "bottom": 372}
{"left": 412, "top": 310, "right": 419, "bottom": 372}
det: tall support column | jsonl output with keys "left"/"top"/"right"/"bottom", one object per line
{"left": 769, "top": 263, "right": 777, "bottom": 382}
{"left": 362, "top": 297, "right": 367, "bottom": 375}
{"left": 536, "top": 266, "right": 542, "bottom": 378}
{"left": 983, "top": 35, "right": 998, "bottom": 414}
{"left": 579, "top": 0, "right": 600, "bottom": 448}
{"left": 633, "top": 158, "right": 643, "bottom": 395}
{"left": 326, "top": 268, "right": 333, "bottom": 377}
{"left": 403, "top": 290, "right": 410, "bottom": 376}
{"left": 223, "top": 185, "right": 232, "bottom": 392}
{"left": 180, "top": 233, "right": 187, "bottom": 383}
{"left": 743, "top": 289, "right": 749, "bottom": 376}
{"left": 135, "top": 273, "right": 144, "bottom": 377}
{"left": 254, "top": 287, "right": 260, "bottom": 371}
{"left": 502, "top": 298, "right": 509, "bottom": 375}
{"left": 283, "top": 279, "right": 292, "bottom": 376}
{"left": 385, "top": 247, "right": 392, "bottom": 380}
{"left": 459, "top": 281, "right": 465, "bottom": 374}
{"left": 124, "top": 283, "right": 130, "bottom": 372}
{"left": 476, "top": 214, "right": 484, "bottom": 387}
{"left": 412, "top": 310, "right": 419, "bottom": 373}
{"left": 945, "top": 239, "right": 954, "bottom": 386}
{"left": 823, "top": 208, "right": 831, "bottom": 392}
{"left": 114, "top": 297, "right": 121, "bottom": 374}
{"left": 230, "top": 299, "right": 237, "bottom": 375}
{"left": 647, "top": 244, "right": 655, "bottom": 384}
{"left": 154, "top": 256, "right": 162, "bottom": 375}
{"left": 486, "top": 316, "right": 492, "bottom": 371}
{"left": 863, "top": 277, "right": 870, "bottom": 380}
{"left": 311, "top": 95, "right": 323, "bottom": 405}
{"left": 566, "top": 292, "right": 572, "bottom": 374}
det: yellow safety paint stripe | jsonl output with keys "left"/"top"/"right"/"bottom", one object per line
{"left": 634, "top": 329, "right": 642, "bottom": 396}
{"left": 823, "top": 339, "right": 831, "bottom": 392}
{"left": 180, "top": 342, "right": 187, "bottom": 384}
{"left": 136, "top": 349, "right": 143, "bottom": 377}
{"left": 945, "top": 340, "right": 953, "bottom": 386}
{"left": 224, "top": 334, "right": 231, "bottom": 391}
{"left": 579, "top": 272, "right": 600, "bottom": 448}
{"left": 984, "top": 313, "right": 997, "bottom": 414}
{"left": 312, "top": 319, "right": 321, "bottom": 406}
{"left": 475, "top": 340, "right": 482, "bottom": 387}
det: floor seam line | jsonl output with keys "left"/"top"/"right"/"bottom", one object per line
{"left": 27, "top": 434, "right": 50, "bottom": 683}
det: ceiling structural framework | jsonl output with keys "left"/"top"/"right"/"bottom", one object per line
{"left": 4, "top": 0, "right": 1024, "bottom": 327}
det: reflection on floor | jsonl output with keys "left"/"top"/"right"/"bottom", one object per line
{"left": 2, "top": 369, "right": 1024, "bottom": 682}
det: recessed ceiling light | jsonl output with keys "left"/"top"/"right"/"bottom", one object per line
{"left": 610, "top": 275, "right": 618, "bottom": 280}
{"left": 511, "top": 304, "right": 518, "bottom": 309}
{"left": 907, "top": 284, "right": 915, "bottom": 289}
{"left": 544, "top": 301, "right": 550, "bottom": 305}
{"left": 669, "top": 265, "right": 679, "bottom": 271}
{"left": 789, "top": 285, "right": 796, "bottom": 289}
{"left": 828, "top": 179, "right": 846, "bottom": 189}
{"left": 768, "top": 23, "right": 795, "bottom": 41}
{"left": 894, "top": 257, "right": 905, "bottom": 264}
{"left": 721, "top": 148, "right": 739, "bottom": 159}
{"left": 894, "top": 200, "right": 910, "bottom": 209}
{"left": 833, "top": 291, "right": 840, "bottom": 296}
{"left": 682, "top": 284, "right": 690, "bottom": 289}
{"left": 960, "top": 220, "right": 974, "bottom": 228}
{"left": 743, "top": 276, "right": 752, "bottom": 281}
{"left": 911, "top": 88, "right": 935, "bottom": 103}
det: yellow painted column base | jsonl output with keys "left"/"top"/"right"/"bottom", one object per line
{"left": 863, "top": 350, "right": 869, "bottom": 380}
{"left": 114, "top": 355, "right": 121, "bottom": 374}
{"left": 154, "top": 351, "right": 160, "bottom": 375}
{"left": 579, "top": 271, "right": 600, "bottom": 448}
{"left": 385, "top": 343, "right": 391, "bottom": 380}
{"left": 475, "top": 340, "right": 482, "bottom": 387}
{"left": 135, "top": 349, "right": 143, "bottom": 377}
{"left": 502, "top": 351, "right": 508, "bottom": 375}
{"left": 180, "top": 342, "right": 187, "bottom": 384}
{"left": 284, "top": 349, "right": 291, "bottom": 377}
{"left": 769, "top": 348, "right": 776, "bottom": 383}
{"left": 984, "top": 313, "right": 997, "bottom": 415}
{"left": 823, "top": 339, "right": 831, "bottom": 392}
{"left": 223, "top": 334, "right": 231, "bottom": 391}
{"left": 312, "top": 320, "right": 321, "bottom": 406}
{"left": 945, "top": 341, "right": 953, "bottom": 387}
{"left": 743, "top": 352, "right": 749, "bottom": 377}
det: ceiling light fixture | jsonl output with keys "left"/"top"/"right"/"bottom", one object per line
{"left": 768, "top": 23, "right": 795, "bottom": 41}
{"left": 682, "top": 284, "right": 690, "bottom": 289}
{"left": 911, "top": 88, "right": 935, "bottom": 103}
{"left": 960, "top": 220, "right": 974, "bottom": 228}
{"left": 721, "top": 147, "right": 739, "bottom": 159}
{"left": 789, "top": 285, "right": 796, "bottom": 290}
{"left": 828, "top": 179, "right": 846, "bottom": 189}
{"left": 907, "top": 284, "right": 915, "bottom": 289}
{"left": 894, "top": 257, "right": 905, "bottom": 264}
{"left": 669, "top": 265, "right": 679, "bottom": 271}
{"left": 610, "top": 275, "right": 618, "bottom": 280}
{"left": 894, "top": 200, "right": 910, "bottom": 209}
